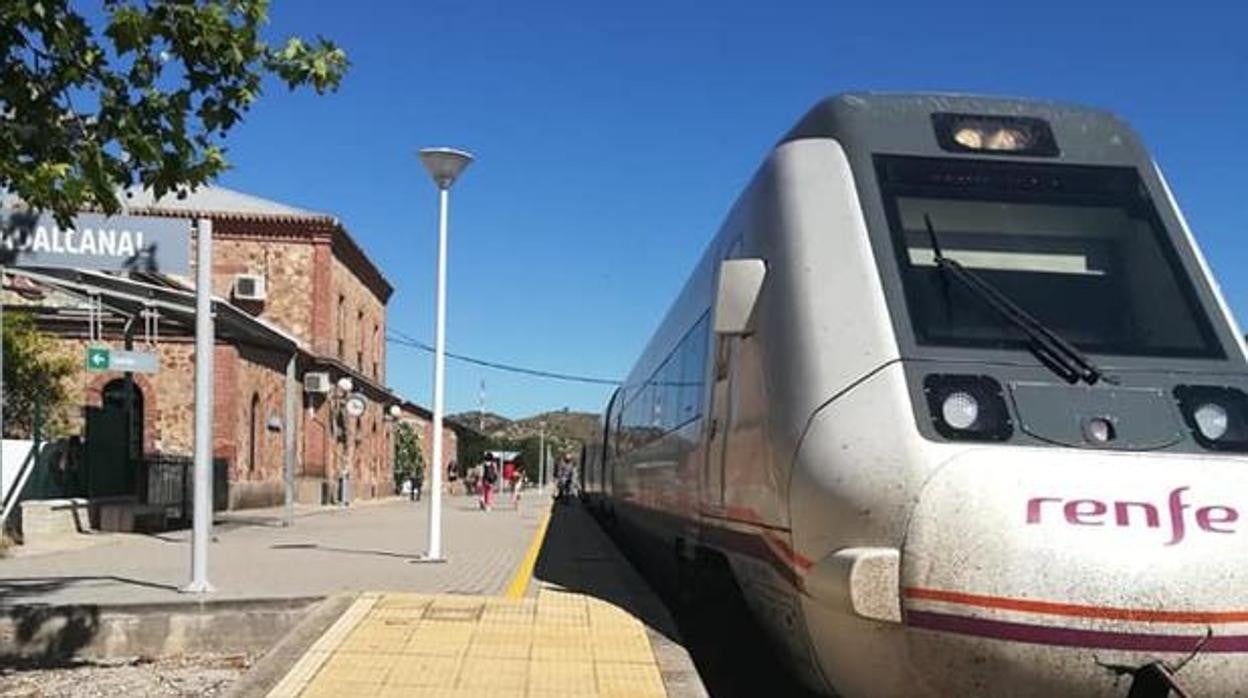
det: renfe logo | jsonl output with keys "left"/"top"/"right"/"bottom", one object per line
{"left": 1026, "top": 487, "right": 1239, "bottom": 546}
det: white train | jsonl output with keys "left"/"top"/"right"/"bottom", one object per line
{"left": 581, "top": 93, "right": 1248, "bottom": 696}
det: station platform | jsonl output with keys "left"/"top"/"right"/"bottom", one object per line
{"left": 260, "top": 500, "right": 707, "bottom": 698}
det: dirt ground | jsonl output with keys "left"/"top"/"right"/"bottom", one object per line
{"left": 0, "top": 653, "right": 251, "bottom": 697}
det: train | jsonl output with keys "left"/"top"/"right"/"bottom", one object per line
{"left": 579, "top": 93, "right": 1248, "bottom": 696}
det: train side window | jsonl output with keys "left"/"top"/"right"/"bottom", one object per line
{"left": 661, "top": 358, "right": 679, "bottom": 430}
{"left": 628, "top": 391, "right": 643, "bottom": 450}
{"left": 681, "top": 314, "right": 710, "bottom": 420}
{"left": 673, "top": 340, "right": 691, "bottom": 424}
{"left": 649, "top": 381, "right": 662, "bottom": 430}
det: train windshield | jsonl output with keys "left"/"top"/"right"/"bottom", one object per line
{"left": 875, "top": 155, "right": 1224, "bottom": 359}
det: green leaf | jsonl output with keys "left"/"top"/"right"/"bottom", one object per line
{"left": 2, "top": 0, "right": 350, "bottom": 223}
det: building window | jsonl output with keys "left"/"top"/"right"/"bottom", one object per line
{"left": 249, "top": 393, "right": 261, "bottom": 472}
{"left": 337, "top": 294, "right": 346, "bottom": 358}
{"left": 357, "top": 309, "right": 365, "bottom": 370}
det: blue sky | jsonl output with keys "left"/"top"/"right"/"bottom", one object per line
{"left": 204, "top": 0, "right": 1246, "bottom": 418}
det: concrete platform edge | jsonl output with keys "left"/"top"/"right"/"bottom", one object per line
{"left": 226, "top": 593, "right": 356, "bottom": 698}
{"left": 0, "top": 596, "right": 323, "bottom": 663}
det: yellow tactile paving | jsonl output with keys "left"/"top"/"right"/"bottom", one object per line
{"left": 268, "top": 590, "right": 667, "bottom": 698}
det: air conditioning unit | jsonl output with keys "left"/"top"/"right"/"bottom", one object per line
{"left": 303, "top": 372, "right": 331, "bottom": 394}
{"left": 233, "top": 274, "right": 267, "bottom": 302}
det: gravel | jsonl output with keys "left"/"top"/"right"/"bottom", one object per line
{"left": 0, "top": 653, "right": 252, "bottom": 698}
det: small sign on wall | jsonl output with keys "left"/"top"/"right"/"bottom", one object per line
{"left": 85, "top": 347, "right": 160, "bottom": 374}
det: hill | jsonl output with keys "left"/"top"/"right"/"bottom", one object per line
{"left": 448, "top": 408, "right": 600, "bottom": 446}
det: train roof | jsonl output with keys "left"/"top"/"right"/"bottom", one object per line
{"left": 783, "top": 92, "right": 1147, "bottom": 166}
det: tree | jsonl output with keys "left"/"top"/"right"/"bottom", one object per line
{"left": 393, "top": 421, "right": 423, "bottom": 487}
{"left": 3, "top": 311, "right": 75, "bottom": 438}
{"left": 1, "top": 1, "right": 348, "bottom": 225}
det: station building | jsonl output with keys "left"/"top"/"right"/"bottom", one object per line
{"left": 2, "top": 187, "right": 462, "bottom": 521}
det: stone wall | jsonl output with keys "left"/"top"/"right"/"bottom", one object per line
{"left": 225, "top": 343, "right": 294, "bottom": 509}
{"left": 301, "top": 395, "right": 396, "bottom": 502}
{"left": 211, "top": 234, "right": 316, "bottom": 345}
{"left": 325, "top": 255, "right": 386, "bottom": 383}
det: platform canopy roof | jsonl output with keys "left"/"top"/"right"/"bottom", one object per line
{"left": 5, "top": 266, "right": 303, "bottom": 353}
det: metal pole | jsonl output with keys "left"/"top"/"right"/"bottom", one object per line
{"left": 283, "top": 354, "right": 297, "bottom": 526}
{"left": 1, "top": 264, "right": 5, "bottom": 447}
{"left": 0, "top": 263, "right": 7, "bottom": 502}
{"left": 183, "top": 217, "right": 214, "bottom": 593}
{"left": 538, "top": 423, "right": 545, "bottom": 495}
{"left": 426, "top": 187, "right": 449, "bottom": 560}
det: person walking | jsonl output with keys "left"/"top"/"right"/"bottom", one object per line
{"left": 480, "top": 460, "right": 498, "bottom": 511}
{"left": 512, "top": 471, "right": 525, "bottom": 508}
{"left": 412, "top": 467, "right": 423, "bottom": 502}
{"left": 447, "top": 461, "right": 459, "bottom": 496}
{"left": 555, "top": 453, "right": 576, "bottom": 502}
{"left": 502, "top": 460, "right": 516, "bottom": 495}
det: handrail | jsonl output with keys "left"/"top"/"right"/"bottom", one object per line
{"left": 0, "top": 442, "right": 40, "bottom": 530}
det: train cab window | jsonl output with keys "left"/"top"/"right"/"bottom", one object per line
{"left": 875, "top": 156, "right": 1224, "bottom": 359}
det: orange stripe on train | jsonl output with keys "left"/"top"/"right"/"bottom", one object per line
{"left": 905, "top": 587, "right": 1248, "bottom": 624}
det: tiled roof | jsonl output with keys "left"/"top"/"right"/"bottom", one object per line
{"left": 121, "top": 185, "right": 334, "bottom": 221}
{"left": 2, "top": 185, "right": 334, "bottom": 222}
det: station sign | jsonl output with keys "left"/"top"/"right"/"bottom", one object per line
{"left": 85, "top": 347, "right": 160, "bottom": 374}
{"left": 0, "top": 209, "right": 191, "bottom": 274}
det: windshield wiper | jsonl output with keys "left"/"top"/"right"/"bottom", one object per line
{"left": 923, "top": 214, "right": 1107, "bottom": 386}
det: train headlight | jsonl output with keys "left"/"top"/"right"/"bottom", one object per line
{"left": 941, "top": 392, "right": 980, "bottom": 430}
{"left": 1175, "top": 386, "right": 1248, "bottom": 452}
{"left": 924, "top": 375, "right": 1013, "bottom": 442}
{"left": 1194, "top": 403, "right": 1229, "bottom": 441}
{"left": 933, "top": 113, "right": 1059, "bottom": 157}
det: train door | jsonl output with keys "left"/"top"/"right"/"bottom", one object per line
{"left": 703, "top": 240, "right": 741, "bottom": 512}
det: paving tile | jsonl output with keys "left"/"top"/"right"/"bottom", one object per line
{"left": 468, "top": 628, "right": 532, "bottom": 655}
{"left": 528, "top": 660, "right": 595, "bottom": 693}
{"left": 532, "top": 627, "right": 590, "bottom": 644}
{"left": 315, "top": 651, "right": 396, "bottom": 685}
{"left": 466, "top": 641, "right": 531, "bottom": 659}
{"left": 530, "top": 643, "right": 591, "bottom": 663}
{"left": 384, "top": 655, "right": 461, "bottom": 687}
{"left": 298, "top": 679, "right": 383, "bottom": 698}
{"left": 375, "top": 593, "right": 435, "bottom": 610}
{"left": 596, "top": 660, "right": 666, "bottom": 694}
{"left": 265, "top": 498, "right": 695, "bottom": 698}
{"left": 455, "top": 657, "right": 528, "bottom": 690}
{"left": 402, "top": 636, "right": 471, "bottom": 657}
{"left": 339, "top": 631, "right": 412, "bottom": 654}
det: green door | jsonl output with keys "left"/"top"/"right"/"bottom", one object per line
{"left": 85, "top": 405, "right": 130, "bottom": 497}
{"left": 85, "top": 379, "right": 143, "bottom": 498}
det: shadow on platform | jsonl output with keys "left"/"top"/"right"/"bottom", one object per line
{"left": 0, "top": 576, "right": 181, "bottom": 603}
{"left": 530, "top": 501, "right": 681, "bottom": 645}
{"left": 268, "top": 543, "right": 424, "bottom": 561}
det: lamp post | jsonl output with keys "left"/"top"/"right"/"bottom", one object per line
{"left": 417, "top": 147, "right": 473, "bottom": 562}
{"left": 538, "top": 421, "right": 547, "bottom": 496}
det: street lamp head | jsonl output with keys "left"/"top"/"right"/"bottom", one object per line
{"left": 388, "top": 404, "right": 402, "bottom": 419}
{"left": 336, "top": 376, "right": 354, "bottom": 393}
{"left": 418, "top": 147, "right": 474, "bottom": 190}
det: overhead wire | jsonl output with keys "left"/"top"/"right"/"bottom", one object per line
{"left": 386, "top": 329, "right": 623, "bottom": 386}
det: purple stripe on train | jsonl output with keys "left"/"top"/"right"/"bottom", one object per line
{"left": 907, "top": 610, "right": 1248, "bottom": 652}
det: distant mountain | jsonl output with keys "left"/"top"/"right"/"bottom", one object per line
{"left": 448, "top": 408, "right": 601, "bottom": 446}
{"left": 449, "top": 410, "right": 513, "bottom": 435}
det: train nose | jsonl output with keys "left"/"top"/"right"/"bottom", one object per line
{"left": 900, "top": 447, "right": 1248, "bottom": 696}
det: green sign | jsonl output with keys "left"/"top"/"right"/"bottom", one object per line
{"left": 86, "top": 347, "right": 110, "bottom": 371}
{"left": 84, "top": 346, "right": 159, "bottom": 374}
